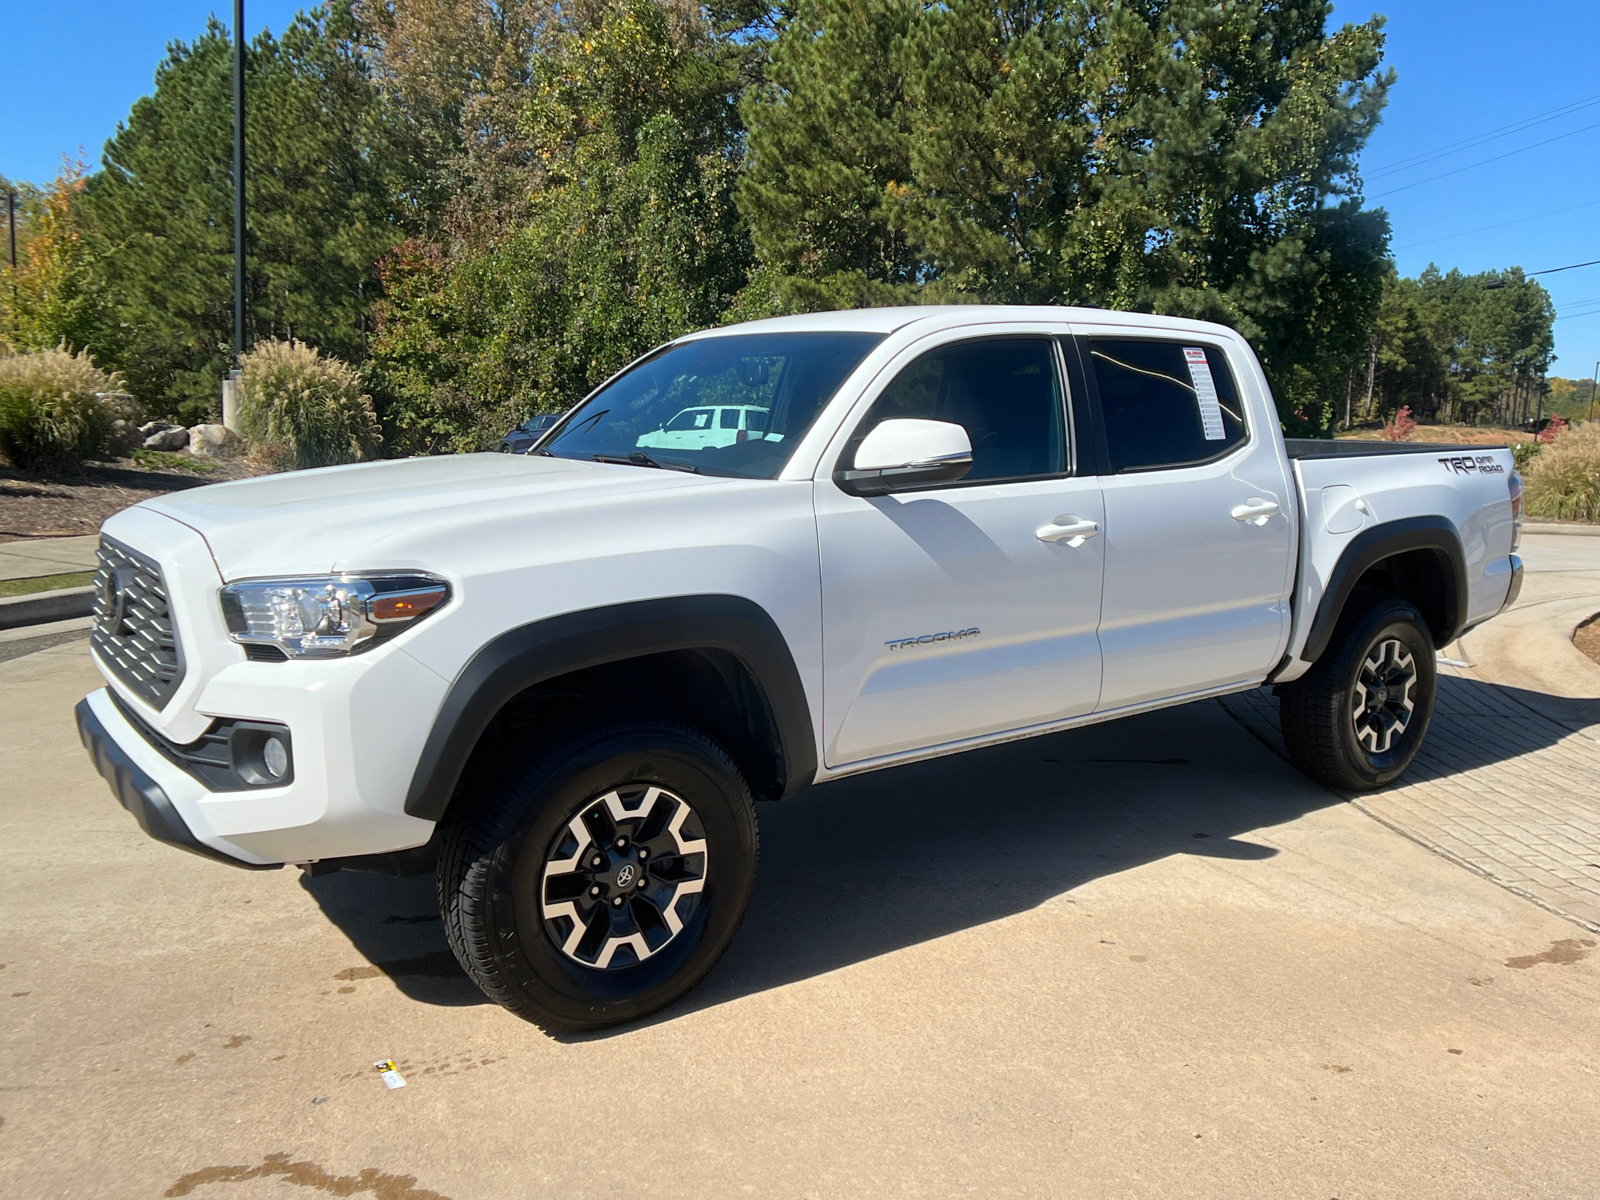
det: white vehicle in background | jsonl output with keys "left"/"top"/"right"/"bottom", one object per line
{"left": 76, "top": 305, "right": 1523, "bottom": 1032}
{"left": 635, "top": 404, "right": 773, "bottom": 451}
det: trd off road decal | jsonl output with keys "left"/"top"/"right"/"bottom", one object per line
{"left": 1438, "top": 455, "right": 1506, "bottom": 475}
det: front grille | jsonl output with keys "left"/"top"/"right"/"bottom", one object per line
{"left": 91, "top": 536, "right": 186, "bottom": 709}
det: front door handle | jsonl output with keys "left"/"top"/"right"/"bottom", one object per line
{"left": 1036, "top": 515, "right": 1100, "bottom": 547}
{"left": 1230, "top": 498, "right": 1280, "bottom": 526}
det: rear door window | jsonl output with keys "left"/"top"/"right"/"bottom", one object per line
{"left": 1087, "top": 340, "right": 1246, "bottom": 472}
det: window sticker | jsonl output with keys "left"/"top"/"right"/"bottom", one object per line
{"left": 1183, "top": 347, "right": 1226, "bottom": 441}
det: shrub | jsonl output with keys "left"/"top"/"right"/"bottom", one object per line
{"left": 1383, "top": 405, "right": 1416, "bottom": 442}
{"left": 0, "top": 346, "right": 133, "bottom": 472}
{"left": 237, "top": 340, "right": 382, "bottom": 470}
{"left": 1525, "top": 421, "right": 1600, "bottom": 523}
{"left": 1538, "top": 415, "right": 1568, "bottom": 444}
{"left": 1512, "top": 440, "right": 1542, "bottom": 472}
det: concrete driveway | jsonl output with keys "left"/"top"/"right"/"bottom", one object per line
{"left": 4, "top": 580, "right": 1600, "bottom": 1197}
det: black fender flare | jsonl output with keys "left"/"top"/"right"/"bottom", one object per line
{"left": 403, "top": 595, "right": 817, "bottom": 821}
{"left": 1300, "top": 515, "right": 1468, "bottom": 665}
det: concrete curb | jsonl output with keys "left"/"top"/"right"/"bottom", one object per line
{"left": 0, "top": 587, "right": 95, "bottom": 631}
{"left": 0, "top": 615, "right": 93, "bottom": 644}
{"left": 1523, "top": 522, "right": 1600, "bottom": 537}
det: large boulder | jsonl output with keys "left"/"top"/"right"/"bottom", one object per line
{"left": 142, "top": 425, "right": 189, "bottom": 451}
{"left": 187, "top": 423, "right": 243, "bottom": 459}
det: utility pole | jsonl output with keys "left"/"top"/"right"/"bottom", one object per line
{"left": 1590, "top": 361, "right": 1599, "bottom": 424}
{"left": 232, "top": 0, "right": 247, "bottom": 365}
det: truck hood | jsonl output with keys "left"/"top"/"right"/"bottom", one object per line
{"left": 141, "top": 453, "right": 722, "bottom": 578}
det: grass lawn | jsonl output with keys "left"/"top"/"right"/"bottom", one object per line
{"left": 0, "top": 571, "right": 96, "bottom": 598}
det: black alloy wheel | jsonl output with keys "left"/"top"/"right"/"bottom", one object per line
{"left": 437, "top": 716, "right": 758, "bottom": 1031}
{"left": 1351, "top": 637, "right": 1419, "bottom": 756}
{"left": 1279, "top": 596, "right": 1438, "bottom": 791}
{"left": 539, "top": 784, "right": 708, "bottom": 969}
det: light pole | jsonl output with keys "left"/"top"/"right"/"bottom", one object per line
{"left": 7, "top": 189, "right": 16, "bottom": 334}
{"left": 232, "top": 0, "right": 247, "bottom": 365}
{"left": 222, "top": 0, "right": 247, "bottom": 433}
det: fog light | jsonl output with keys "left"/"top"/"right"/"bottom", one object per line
{"left": 262, "top": 735, "right": 289, "bottom": 780}
{"left": 227, "top": 722, "right": 294, "bottom": 788}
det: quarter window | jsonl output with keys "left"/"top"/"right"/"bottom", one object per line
{"left": 1087, "top": 340, "right": 1246, "bottom": 472}
{"left": 854, "top": 339, "right": 1066, "bottom": 483}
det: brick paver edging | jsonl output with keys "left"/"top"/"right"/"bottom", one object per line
{"left": 1219, "top": 679, "right": 1600, "bottom": 934}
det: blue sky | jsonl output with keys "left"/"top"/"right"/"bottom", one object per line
{"left": 4, "top": 1, "right": 1600, "bottom": 381}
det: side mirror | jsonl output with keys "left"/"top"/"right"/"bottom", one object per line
{"left": 835, "top": 418, "right": 973, "bottom": 496}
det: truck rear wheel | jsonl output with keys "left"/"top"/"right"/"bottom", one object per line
{"left": 1278, "top": 596, "right": 1438, "bottom": 792}
{"left": 437, "top": 717, "right": 759, "bottom": 1030}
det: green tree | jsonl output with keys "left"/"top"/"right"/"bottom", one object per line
{"left": 368, "top": 0, "right": 758, "bottom": 451}
{"left": 86, "top": 4, "right": 411, "bottom": 421}
{"left": 1356, "top": 266, "right": 1554, "bottom": 427}
{"left": 741, "top": 0, "right": 1395, "bottom": 434}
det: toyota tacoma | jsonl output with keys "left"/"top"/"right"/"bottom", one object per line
{"left": 76, "top": 306, "right": 1524, "bottom": 1029}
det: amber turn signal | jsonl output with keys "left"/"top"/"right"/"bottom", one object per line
{"left": 370, "top": 588, "right": 447, "bottom": 622}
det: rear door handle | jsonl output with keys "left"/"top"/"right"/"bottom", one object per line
{"left": 1230, "top": 498, "right": 1280, "bottom": 526}
{"left": 1036, "top": 515, "right": 1100, "bottom": 547}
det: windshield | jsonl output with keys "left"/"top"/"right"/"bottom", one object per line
{"left": 541, "top": 332, "right": 884, "bottom": 478}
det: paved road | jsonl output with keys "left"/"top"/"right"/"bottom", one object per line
{"left": 5, "top": 637, "right": 1599, "bottom": 1197}
{"left": 1226, "top": 531, "right": 1600, "bottom": 931}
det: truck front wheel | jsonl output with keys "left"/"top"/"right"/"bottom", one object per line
{"left": 437, "top": 717, "right": 759, "bottom": 1030}
{"left": 1279, "top": 596, "right": 1438, "bottom": 792}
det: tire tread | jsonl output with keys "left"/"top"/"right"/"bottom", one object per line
{"left": 436, "top": 713, "right": 756, "bottom": 1029}
{"left": 1279, "top": 595, "right": 1435, "bottom": 792}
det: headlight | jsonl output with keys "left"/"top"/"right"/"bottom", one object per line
{"left": 219, "top": 573, "right": 450, "bottom": 658}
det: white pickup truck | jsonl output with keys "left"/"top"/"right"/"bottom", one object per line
{"left": 76, "top": 305, "right": 1524, "bottom": 1029}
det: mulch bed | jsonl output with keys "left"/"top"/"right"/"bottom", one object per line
{"left": 0, "top": 458, "right": 263, "bottom": 543}
{"left": 1574, "top": 616, "right": 1600, "bottom": 669}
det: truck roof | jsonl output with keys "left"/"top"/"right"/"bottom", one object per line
{"left": 689, "top": 304, "right": 1245, "bottom": 340}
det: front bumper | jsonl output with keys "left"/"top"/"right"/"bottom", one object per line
{"left": 75, "top": 698, "right": 275, "bottom": 870}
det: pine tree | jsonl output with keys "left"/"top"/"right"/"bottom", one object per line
{"left": 86, "top": 6, "right": 410, "bottom": 420}
{"left": 740, "top": 0, "right": 1396, "bottom": 433}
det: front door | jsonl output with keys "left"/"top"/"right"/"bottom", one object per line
{"left": 816, "top": 335, "right": 1106, "bottom": 768}
{"left": 1077, "top": 335, "right": 1295, "bottom": 710}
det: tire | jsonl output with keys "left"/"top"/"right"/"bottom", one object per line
{"left": 437, "top": 716, "right": 759, "bottom": 1030}
{"left": 1279, "top": 596, "right": 1438, "bottom": 792}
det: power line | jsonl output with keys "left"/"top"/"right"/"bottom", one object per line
{"left": 1367, "top": 92, "right": 1600, "bottom": 180}
{"left": 1371, "top": 119, "right": 1600, "bottom": 199}
{"left": 1528, "top": 258, "right": 1600, "bottom": 277}
{"left": 1395, "top": 198, "right": 1600, "bottom": 250}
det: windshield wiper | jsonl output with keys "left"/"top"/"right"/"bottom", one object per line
{"left": 592, "top": 452, "right": 699, "bottom": 474}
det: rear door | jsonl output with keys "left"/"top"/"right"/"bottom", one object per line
{"left": 1075, "top": 334, "right": 1294, "bottom": 710}
{"left": 816, "top": 333, "right": 1105, "bottom": 767}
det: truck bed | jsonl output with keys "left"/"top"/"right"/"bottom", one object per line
{"left": 1284, "top": 438, "right": 1510, "bottom": 459}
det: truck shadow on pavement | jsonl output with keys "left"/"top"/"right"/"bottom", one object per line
{"left": 296, "top": 675, "right": 1600, "bottom": 1029}
{"left": 300, "top": 697, "right": 1299, "bottom": 1015}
